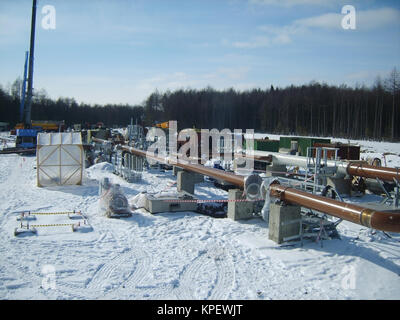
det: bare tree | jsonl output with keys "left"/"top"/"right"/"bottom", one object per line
{"left": 384, "top": 67, "right": 400, "bottom": 140}
{"left": 11, "top": 77, "right": 23, "bottom": 100}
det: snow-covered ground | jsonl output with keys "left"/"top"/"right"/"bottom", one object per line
{"left": 0, "top": 132, "right": 399, "bottom": 300}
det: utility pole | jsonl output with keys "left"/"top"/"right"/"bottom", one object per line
{"left": 24, "top": 0, "right": 37, "bottom": 128}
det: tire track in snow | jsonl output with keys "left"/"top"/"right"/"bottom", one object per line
{"left": 174, "top": 241, "right": 235, "bottom": 300}
{"left": 56, "top": 246, "right": 147, "bottom": 299}
{"left": 102, "top": 245, "right": 152, "bottom": 299}
{"left": 174, "top": 250, "right": 209, "bottom": 299}
{"left": 122, "top": 246, "right": 151, "bottom": 288}
{"left": 55, "top": 281, "right": 91, "bottom": 300}
{"left": 57, "top": 243, "right": 152, "bottom": 299}
{"left": 85, "top": 248, "right": 133, "bottom": 293}
{"left": 209, "top": 247, "right": 235, "bottom": 300}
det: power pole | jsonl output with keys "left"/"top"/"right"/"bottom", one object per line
{"left": 24, "top": 0, "right": 37, "bottom": 128}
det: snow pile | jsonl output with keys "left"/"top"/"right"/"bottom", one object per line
{"left": 130, "top": 193, "right": 148, "bottom": 209}
{"left": 88, "top": 162, "right": 114, "bottom": 172}
{"left": 85, "top": 162, "right": 115, "bottom": 183}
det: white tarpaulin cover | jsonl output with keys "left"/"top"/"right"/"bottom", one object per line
{"left": 37, "top": 132, "right": 84, "bottom": 187}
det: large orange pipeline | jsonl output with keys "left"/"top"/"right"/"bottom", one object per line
{"left": 269, "top": 183, "right": 400, "bottom": 233}
{"left": 347, "top": 162, "right": 400, "bottom": 182}
{"left": 120, "top": 146, "right": 245, "bottom": 187}
{"left": 97, "top": 137, "right": 400, "bottom": 182}
{"left": 120, "top": 146, "right": 399, "bottom": 233}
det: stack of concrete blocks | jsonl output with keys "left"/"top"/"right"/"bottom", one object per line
{"left": 268, "top": 202, "right": 302, "bottom": 244}
{"left": 176, "top": 170, "right": 204, "bottom": 195}
{"left": 326, "top": 176, "right": 352, "bottom": 196}
{"left": 144, "top": 168, "right": 204, "bottom": 214}
{"left": 145, "top": 193, "right": 198, "bottom": 214}
{"left": 173, "top": 165, "right": 183, "bottom": 176}
{"left": 227, "top": 189, "right": 257, "bottom": 221}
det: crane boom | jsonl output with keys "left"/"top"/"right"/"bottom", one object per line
{"left": 24, "top": 0, "right": 37, "bottom": 127}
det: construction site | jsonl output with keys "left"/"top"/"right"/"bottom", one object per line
{"left": 0, "top": 0, "right": 399, "bottom": 302}
{"left": 1, "top": 118, "right": 399, "bottom": 300}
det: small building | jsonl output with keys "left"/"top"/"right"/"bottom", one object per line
{"left": 36, "top": 132, "right": 84, "bottom": 187}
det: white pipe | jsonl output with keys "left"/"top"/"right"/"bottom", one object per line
{"left": 252, "top": 150, "right": 349, "bottom": 178}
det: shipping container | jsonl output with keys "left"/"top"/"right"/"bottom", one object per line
{"left": 248, "top": 139, "right": 280, "bottom": 152}
{"left": 279, "top": 137, "right": 331, "bottom": 156}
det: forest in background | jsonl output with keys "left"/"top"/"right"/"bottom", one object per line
{"left": 0, "top": 67, "right": 399, "bottom": 141}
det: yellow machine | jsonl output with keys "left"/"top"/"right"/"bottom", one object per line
{"left": 15, "top": 120, "right": 64, "bottom": 132}
{"left": 156, "top": 121, "right": 170, "bottom": 129}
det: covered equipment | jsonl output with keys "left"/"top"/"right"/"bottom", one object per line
{"left": 36, "top": 132, "right": 84, "bottom": 187}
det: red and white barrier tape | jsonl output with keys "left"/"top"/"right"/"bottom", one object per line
{"left": 163, "top": 198, "right": 264, "bottom": 204}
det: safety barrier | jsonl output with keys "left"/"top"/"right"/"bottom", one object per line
{"left": 163, "top": 198, "right": 263, "bottom": 203}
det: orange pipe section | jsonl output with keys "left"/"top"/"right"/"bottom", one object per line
{"left": 121, "top": 146, "right": 245, "bottom": 188}
{"left": 347, "top": 162, "right": 400, "bottom": 182}
{"left": 270, "top": 183, "right": 400, "bottom": 233}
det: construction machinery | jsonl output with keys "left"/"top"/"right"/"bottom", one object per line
{"left": 11, "top": 1, "right": 66, "bottom": 153}
{"left": 155, "top": 121, "right": 170, "bottom": 129}
{"left": 8, "top": 0, "right": 39, "bottom": 154}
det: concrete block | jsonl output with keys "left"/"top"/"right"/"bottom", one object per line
{"left": 326, "top": 177, "right": 351, "bottom": 195}
{"left": 268, "top": 202, "right": 301, "bottom": 244}
{"left": 173, "top": 166, "right": 183, "bottom": 176}
{"left": 145, "top": 194, "right": 197, "bottom": 214}
{"left": 227, "top": 189, "right": 255, "bottom": 221}
{"left": 177, "top": 171, "right": 204, "bottom": 194}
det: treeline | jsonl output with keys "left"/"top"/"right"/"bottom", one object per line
{"left": 0, "top": 82, "right": 144, "bottom": 128}
{"left": 1, "top": 68, "right": 399, "bottom": 140}
{"left": 144, "top": 68, "right": 400, "bottom": 141}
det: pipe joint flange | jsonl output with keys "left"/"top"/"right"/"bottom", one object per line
{"left": 244, "top": 174, "right": 263, "bottom": 201}
{"left": 360, "top": 208, "right": 375, "bottom": 228}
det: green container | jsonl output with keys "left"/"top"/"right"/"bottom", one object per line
{"left": 279, "top": 137, "right": 299, "bottom": 150}
{"left": 244, "top": 139, "right": 280, "bottom": 152}
{"left": 299, "top": 138, "right": 330, "bottom": 156}
{"left": 254, "top": 140, "right": 280, "bottom": 152}
{"left": 279, "top": 137, "right": 331, "bottom": 156}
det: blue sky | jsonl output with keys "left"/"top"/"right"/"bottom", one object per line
{"left": 0, "top": 0, "right": 399, "bottom": 105}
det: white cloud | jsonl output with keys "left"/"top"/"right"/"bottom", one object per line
{"left": 294, "top": 13, "right": 342, "bottom": 29}
{"left": 231, "top": 7, "right": 400, "bottom": 49}
{"left": 293, "top": 7, "right": 400, "bottom": 30}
